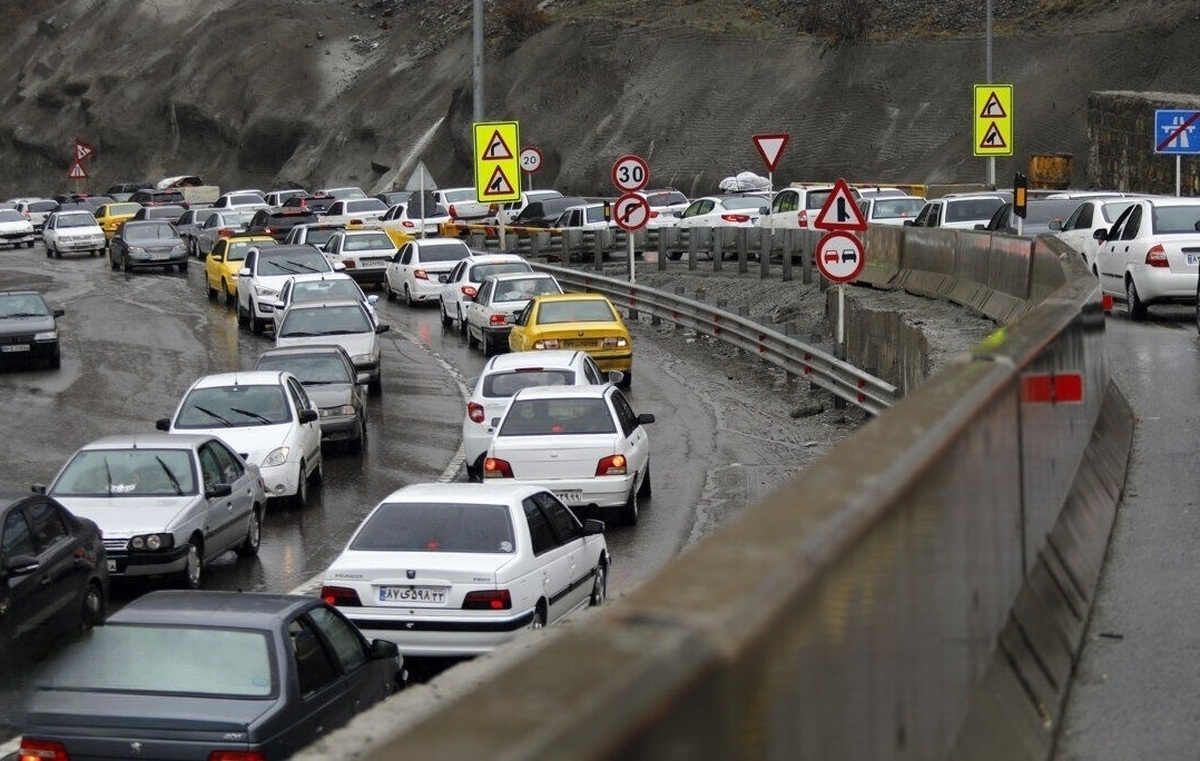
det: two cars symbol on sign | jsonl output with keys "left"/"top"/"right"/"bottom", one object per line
{"left": 815, "top": 231, "right": 865, "bottom": 283}
{"left": 613, "top": 193, "right": 650, "bottom": 232}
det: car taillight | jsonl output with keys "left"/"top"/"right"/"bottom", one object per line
{"left": 402, "top": 220, "right": 415, "bottom": 228}
{"left": 321, "top": 585, "right": 362, "bottom": 607}
{"left": 467, "top": 401, "right": 485, "bottom": 423}
{"left": 21, "top": 211, "right": 30, "bottom": 220}
{"left": 461, "top": 285, "right": 477, "bottom": 298}
{"left": 218, "top": 228, "right": 234, "bottom": 237}
{"left": 1145, "top": 244, "right": 1169, "bottom": 267}
{"left": 341, "top": 259, "right": 357, "bottom": 269}
{"left": 602, "top": 336, "right": 628, "bottom": 348}
{"left": 208, "top": 752, "right": 267, "bottom": 761}
{"left": 798, "top": 210, "right": 809, "bottom": 227}
{"left": 18, "top": 738, "right": 69, "bottom": 760}
{"left": 463, "top": 589, "right": 511, "bottom": 610}
{"left": 448, "top": 204, "right": 458, "bottom": 219}
{"left": 264, "top": 227, "right": 275, "bottom": 235}
{"left": 489, "top": 314, "right": 508, "bottom": 326}
{"left": 649, "top": 210, "right": 660, "bottom": 218}
{"left": 721, "top": 214, "right": 749, "bottom": 223}
{"left": 532, "top": 339, "right": 560, "bottom": 349}
{"left": 596, "top": 454, "right": 627, "bottom": 476}
{"left": 483, "top": 457, "right": 513, "bottom": 478}
{"left": 415, "top": 268, "right": 429, "bottom": 280}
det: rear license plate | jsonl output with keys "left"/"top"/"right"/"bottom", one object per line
{"left": 554, "top": 490, "right": 583, "bottom": 503}
{"left": 148, "top": 253, "right": 167, "bottom": 260}
{"left": 379, "top": 585, "right": 448, "bottom": 605}
{"left": 1187, "top": 254, "right": 1198, "bottom": 266}
{"left": 362, "top": 259, "right": 388, "bottom": 268}
{"left": 562, "top": 339, "right": 597, "bottom": 348}
{"left": 0, "top": 344, "right": 30, "bottom": 353}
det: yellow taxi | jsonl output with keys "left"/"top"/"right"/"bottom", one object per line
{"left": 205, "top": 235, "right": 276, "bottom": 306}
{"left": 508, "top": 292, "right": 633, "bottom": 388}
{"left": 93, "top": 202, "right": 143, "bottom": 238}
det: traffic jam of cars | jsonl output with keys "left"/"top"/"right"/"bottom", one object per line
{"left": 3, "top": 172, "right": 1198, "bottom": 759}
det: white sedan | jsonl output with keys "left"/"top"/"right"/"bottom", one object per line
{"left": 320, "top": 482, "right": 609, "bottom": 657}
{"left": 1052, "top": 197, "right": 1142, "bottom": 274}
{"left": 383, "top": 237, "right": 472, "bottom": 306}
{"left": 380, "top": 199, "right": 451, "bottom": 237}
{"left": 156, "top": 370, "right": 324, "bottom": 507}
{"left": 438, "top": 253, "right": 533, "bottom": 330}
{"left": 671, "top": 194, "right": 769, "bottom": 229}
{"left": 484, "top": 384, "right": 654, "bottom": 525}
{"left": 236, "top": 244, "right": 343, "bottom": 334}
{"left": 464, "top": 271, "right": 564, "bottom": 356}
{"left": 42, "top": 210, "right": 107, "bottom": 258}
{"left": 0, "top": 207, "right": 36, "bottom": 249}
{"left": 1094, "top": 196, "right": 1200, "bottom": 320}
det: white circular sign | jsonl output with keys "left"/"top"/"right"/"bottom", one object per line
{"left": 613, "top": 193, "right": 651, "bottom": 232}
{"left": 519, "top": 146, "right": 543, "bottom": 173}
{"left": 815, "top": 231, "right": 866, "bottom": 283}
{"left": 611, "top": 154, "right": 649, "bottom": 193}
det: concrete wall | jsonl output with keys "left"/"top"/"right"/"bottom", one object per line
{"left": 1088, "top": 91, "right": 1200, "bottom": 194}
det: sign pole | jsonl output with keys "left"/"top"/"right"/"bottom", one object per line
{"left": 627, "top": 234, "right": 636, "bottom": 284}
{"left": 837, "top": 283, "right": 845, "bottom": 354}
{"left": 1177, "top": 155, "right": 1182, "bottom": 197}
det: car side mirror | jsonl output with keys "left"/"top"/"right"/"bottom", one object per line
{"left": 356, "top": 372, "right": 371, "bottom": 386}
{"left": 369, "top": 638, "right": 400, "bottom": 660}
{"left": 206, "top": 483, "right": 233, "bottom": 499}
{"left": 367, "top": 294, "right": 379, "bottom": 306}
{"left": 973, "top": 223, "right": 987, "bottom": 231}
{"left": 155, "top": 417, "right": 171, "bottom": 431}
{"left": 52, "top": 308, "right": 65, "bottom": 317}
{"left": 270, "top": 300, "right": 285, "bottom": 310}
{"left": 1048, "top": 220, "right": 1063, "bottom": 231}
{"left": 299, "top": 409, "right": 319, "bottom": 424}
{"left": 903, "top": 220, "right": 914, "bottom": 226}
{"left": 376, "top": 323, "right": 390, "bottom": 334}
{"left": 583, "top": 518, "right": 605, "bottom": 536}
{"left": 606, "top": 371, "right": 625, "bottom": 386}
{"left": 437, "top": 273, "right": 449, "bottom": 283}
{"left": 30, "top": 484, "right": 46, "bottom": 494}
{"left": 238, "top": 267, "right": 251, "bottom": 277}
{"left": 1092, "top": 228, "right": 1108, "bottom": 241}
{"left": 637, "top": 413, "right": 656, "bottom": 425}
{"left": 332, "top": 262, "right": 346, "bottom": 271}
{"left": 3, "top": 554, "right": 39, "bottom": 577}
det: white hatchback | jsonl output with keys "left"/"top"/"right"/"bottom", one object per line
{"left": 484, "top": 385, "right": 654, "bottom": 525}
{"left": 320, "top": 482, "right": 609, "bottom": 657}
{"left": 236, "top": 244, "right": 343, "bottom": 335}
{"left": 156, "top": 370, "right": 324, "bottom": 507}
{"left": 464, "top": 271, "right": 564, "bottom": 357}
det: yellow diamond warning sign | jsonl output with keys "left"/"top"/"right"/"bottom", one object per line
{"left": 973, "top": 85, "right": 1013, "bottom": 157}
{"left": 473, "top": 121, "right": 521, "bottom": 203}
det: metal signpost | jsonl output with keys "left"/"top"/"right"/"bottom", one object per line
{"left": 974, "top": 84, "right": 1013, "bottom": 188}
{"left": 1154, "top": 109, "right": 1200, "bottom": 196}
{"left": 611, "top": 155, "right": 650, "bottom": 283}
{"left": 404, "top": 161, "right": 438, "bottom": 239}
{"left": 519, "top": 145, "right": 542, "bottom": 191}
{"left": 813, "top": 179, "right": 868, "bottom": 362}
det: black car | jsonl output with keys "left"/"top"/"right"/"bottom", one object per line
{"left": 255, "top": 344, "right": 369, "bottom": 450}
{"left": 129, "top": 187, "right": 189, "bottom": 208}
{"left": 282, "top": 193, "right": 336, "bottom": 216}
{"left": 510, "top": 195, "right": 588, "bottom": 228}
{"left": 132, "top": 203, "right": 188, "bottom": 222}
{"left": 0, "top": 291, "right": 64, "bottom": 369}
{"left": 976, "top": 198, "right": 1084, "bottom": 236}
{"left": 104, "top": 182, "right": 153, "bottom": 201}
{"left": 20, "top": 590, "right": 403, "bottom": 760}
{"left": 0, "top": 491, "right": 107, "bottom": 688}
{"left": 245, "top": 208, "right": 320, "bottom": 242}
{"left": 108, "top": 220, "right": 189, "bottom": 273}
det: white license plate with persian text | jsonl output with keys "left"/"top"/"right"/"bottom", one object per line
{"left": 1, "top": 345, "right": 30, "bottom": 353}
{"left": 554, "top": 490, "right": 583, "bottom": 503}
{"left": 379, "top": 585, "right": 448, "bottom": 605}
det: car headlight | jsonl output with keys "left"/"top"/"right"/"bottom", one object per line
{"left": 262, "top": 446, "right": 290, "bottom": 467}
{"left": 33, "top": 331, "right": 57, "bottom": 341}
{"left": 128, "top": 245, "right": 147, "bottom": 254}
{"left": 255, "top": 284, "right": 280, "bottom": 298}
{"left": 321, "top": 405, "right": 357, "bottom": 417}
{"left": 351, "top": 351, "right": 379, "bottom": 365}
{"left": 129, "top": 533, "right": 175, "bottom": 551}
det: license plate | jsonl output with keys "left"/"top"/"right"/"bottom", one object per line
{"left": 379, "top": 585, "right": 448, "bottom": 605}
{"left": 562, "top": 339, "right": 597, "bottom": 348}
{"left": 106, "top": 559, "right": 117, "bottom": 572}
{"left": 362, "top": 259, "right": 388, "bottom": 268}
{"left": 0, "top": 344, "right": 30, "bottom": 353}
{"left": 554, "top": 490, "right": 583, "bottom": 503}
{"left": 148, "top": 253, "right": 167, "bottom": 260}
{"left": 1188, "top": 254, "right": 1198, "bottom": 266}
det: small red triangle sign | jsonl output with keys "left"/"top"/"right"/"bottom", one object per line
{"left": 67, "top": 160, "right": 88, "bottom": 179}
{"left": 482, "top": 166, "right": 515, "bottom": 197}
{"left": 813, "top": 178, "right": 868, "bottom": 232}
{"left": 482, "top": 130, "right": 514, "bottom": 160}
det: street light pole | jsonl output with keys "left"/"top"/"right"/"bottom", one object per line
{"left": 986, "top": 0, "right": 995, "bottom": 187}
{"left": 473, "top": 0, "right": 483, "bottom": 122}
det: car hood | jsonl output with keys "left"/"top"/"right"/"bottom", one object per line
{"left": 47, "top": 495, "right": 200, "bottom": 537}
{"left": 171, "top": 424, "right": 293, "bottom": 466}
{"left": 0, "top": 314, "right": 55, "bottom": 338}
{"left": 0, "top": 220, "right": 34, "bottom": 232}
{"left": 276, "top": 333, "right": 377, "bottom": 358}
{"left": 305, "top": 383, "right": 356, "bottom": 408}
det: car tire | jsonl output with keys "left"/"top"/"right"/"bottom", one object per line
{"left": 590, "top": 560, "right": 607, "bottom": 607}
{"left": 467, "top": 454, "right": 485, "bottom": 483}
{"left": 309, "top": 456, "right": 324, "bottom": 487}
{"left": 79, "top": 581, "right": 105, "bottom": 634}
{"left": 235, "top": 506, "right": 262, "bottom": 558}
{"left": 467, "top": 324, "right": 480, "bottom": 350}
{"left": 180, "top": 539, "right": 203, "bottom": 590}
{"left": 122, "top": 256, "right": 132, "bottom": 273}
{"left": 440, "top": 301, "right": 453, "bottom": 327}
{"left": 529, "top": 603, "right": 547, "bottom": 631}
{"left": 25, "top": 240, "right": 34, "bottom": 248}
{"left": 49, "top": 353, "right": 61, "bottom": 370}
{"left": 237, "top": 303, "right": 249, "bottom": 327}
{"left": 109, "top": 252, "right": 118, "bottom": 271}
{"left": 1126, "top": 279, "right": 1147, "bottom": 321}
{"left": 292, "top": 460, "right": 309, "bottom": 508}
{"left": 224, "top": 281, "right": 236, "bottom": 309}
{"left": 404, "top": 285, "right": 415, "bottom": 308}
{"left": 619, "top": 370, "right": 632, "bottom": 391}
{"left": 458, "top": 306, "right": 467, "bottom": 336}
{"left": 250, "top": 301, "right": 264, "bottom": 334}
{"left": 368, "top": 372, "right": 382, "bottom": 396}
{"left": 349, "top": 415, "right": 366, "bottom": 453}
{"left": 620, "top": 486, "right": 639, "bottom": 526}
{"left": 637, "top": 463, "right": 652, "bottom": 499}
{"left": 384, "top": 278, "right": 396, "bottom": 301}
{"left": 206, "top": 280, "right": 218, "bottom": 300}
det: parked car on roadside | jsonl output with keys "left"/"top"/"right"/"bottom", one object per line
{"left": 108, "top": 220, "right": 189, "bottom": 273}
{"left": 1093, "top": 196, "right": 1200, "bottom": 320}
{"left": 320, "top": 482, "right": 609, "bottom": 656}
{"left": 19, "top": 590, "right": 404, "bottom": 761}
{"left": 41, "top": 210, "right": 106, "bottom": 258}
{"left": 0, "top": 290, "right": 63, "bottom": 369}
{"left": 255, "top": 344, "right": 370, "bottom": 451}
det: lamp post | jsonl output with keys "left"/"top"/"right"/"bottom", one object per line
{"left": 473, "top": 0, "right": 483, "bottom": 122}
{"left": 985, "top": 0, "right": 995, "bottom": 187}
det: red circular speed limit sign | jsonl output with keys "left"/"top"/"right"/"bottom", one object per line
{"left": 613, "top": 193, "right": 650, "bottom": 232}
{"left": 519, "top": 146, "right": 543, "bottom": 173}
{"left": 611, "top": 154, "right": 649, "bottom": 193}
{"left": 815, "top": 231, "right": 866, "bottom": 283}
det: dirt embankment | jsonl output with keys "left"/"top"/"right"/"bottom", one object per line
{"left": 0, "top": 0, "right": 1195, "bottom": 197}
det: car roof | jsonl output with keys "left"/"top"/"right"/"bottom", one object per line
{"left": 511, "top": 384, "right": 611, "bottom": 401}
{"left": 485, "top": 349, "right": 586, "bottom": 372}
{"left": 76, "top": 432, "right": 215, "bottom": 450}
{"left": 113, "top": 590, "right": 319, "bottom": 627}
{"left": 379, "top": 481, "right": 545, "bottom": 504}
{"left": 530, "top": 292, "right": 609, "bottom": 304}
{"left": 340, "top": 228, "right": 392, "bottom": 236}
{"left": 463, "top": 252, "right": 526, "bottom": 263}
{"left": 411, "top": 236, "right": 467, "bottom": 246}
{"left": 189, "top": 370, "right": 289, "bottom": 389}
{"left": 284, "top": 298, "right": 365, "bottom": 311}
{"left": 482, "top": 271, "right": 556, "bottom": 283}
{"left": 258, "top": 344, "right": 352, "bottom": 359}
{"left": 225, "top": 234, "right": 275, "bottom": 243}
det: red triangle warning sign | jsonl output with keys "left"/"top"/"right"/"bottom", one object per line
{"left": 979, "top": 92, "right": 1006, "bottom": 119}
{"left": 979, "top": 122, "right": 1007, "bottom": 149}
{"left": 67, "top": 161, "right": 88, "bottom": 179}
{"left": 482, "top": 130, "right": 514, "bottom": 160}
{"left": 813, "top": 177, "right": 868, "bottom": 232}
{"left": 482, "top": 166, "right": 516, "bottom": 197}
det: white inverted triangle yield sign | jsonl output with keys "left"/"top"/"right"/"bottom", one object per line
{"left": 404, "top": 161, "right": 438, "bottom": 192}
{"left": 814, "top": 177, "right": 868, "bottom": 231}
{"left": 753, "top": 133, "right": 790, "bottom": 172}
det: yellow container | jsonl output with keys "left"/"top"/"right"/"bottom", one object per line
{"left": 1029, "top": 154, "right": 1073, "bottom": 190}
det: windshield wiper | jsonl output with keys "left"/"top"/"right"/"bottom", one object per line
{"left": 280, "top": 331, "right": 319, "bottom": 337}
{"left": 4, "top": 312, "right": 45, "bottom": 318}
{"left": 285, "top": 260, "right": 321, "bottom": 273}
{"left": 193, "top": 405, "right": 233, "bottom": 427}
{"left": 153, "top": 456, "right": 184, "bottom": 496}
{"left": 230, "top": 407, "right": 274, "bottom": 425}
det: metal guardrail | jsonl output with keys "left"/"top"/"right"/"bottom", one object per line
{"left": 533, "top": 262, "right": 899, "bottom": 415}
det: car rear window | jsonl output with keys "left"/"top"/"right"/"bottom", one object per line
{"left": 645, "top": 191, "right": 687, "bottom": 207}
{"left": 296, "top": 227, "right": 341, "bottom": 247}
{"left": 293, "top": 279, "right": 363, "bottom": 303}
{"left": 351, "top": 502, "right": 516, "bottom": 554}
{"left": 175, "top": 385, "right": 292, "bottom": 428}
{"left": 279, "top": 304, "right": 371, "bottom": 337}
{"left": 946, "top": 198, "right": 1004, "bottom": 223}
{"left": 468, "top": 262, "right": 532, "bottom": 282}
{"left": 29, "top": 200, "right": 57, "bottom": 212}
{"left": 36, "top": 624, "right": 274, "bottom": 697}
{"left": 500, "top": 397, "right": 617, "bottom": 436}
{"left": 872, "top": 198, "right": 925, "bottom": 220}
{"left": 491, "top": 277, "right": 562, "bottom": 302}
{"left": 536, "top": 299, "right": 617, "bottom": 324}
{"left": 125, "top": 223, "right": 181, "bottom": 241}
{"left": 51, "top": 449, "right": 197, "bottom": 497}
{"left": 342, "top": 232, "right": 393, "bottom": 251}
{"left": 416, "top": 242, "right": 470, "bottom": 262}
{"left": 256, "top": 353, "right": 352, "bottom": 385}
{"left": 347, "top": 199, "right": 387, "bottom": 213}
{"left": 483, "top": 369, "right": 576, "bottom": 397}
{"left": 1151, "top": 205, "right": 1200, "bottom": 234}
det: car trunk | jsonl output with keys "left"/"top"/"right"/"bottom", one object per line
{"left": 492, "top": 433, "right": 618, "bottom": 479}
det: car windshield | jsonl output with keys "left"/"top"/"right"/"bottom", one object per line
{"left": 226, "top": 240, "right": 270, "bottom": 262}
{"left": 1100, "top": 201, "right": 1138, "bottom": 223}
{"left": 0, "top": 209, "right": 26, "bottom": 223}
{"left": 36, "top": 623, "right": 273, "bottom": 697}
{"left": 351, "top": 502, "right": 516, "bottom": 554}
{"left": 29, "top": 201, "right": 56, "bottom": 212}
{"left": 0, "top": 294, "right": 50, "bottom": 317}
{"left": 50, "top": 449, "right": 197, "bottom": 497}
{"left": 722, "top": 196, "right": 768, "bottom": 211}
{"left": 55, "top": 213, "right": 97, "bottom": 228}
{"left": 124, "top": 224, "right": 179, "bottom": 242}
{"left": 500, "top": 397, "right": 617, "bottom": 436}
{"left": 175, "top": 385, "right": 292, "bottom": 428}
{"left": 871, "top": 198, "right": 925, "bottom": 219}
{"left": 536, "top": 299, "right": 617, "bottom": 324}
{"left": 417, "top": 242, "right": 469, "bottom": 263}
{"left": 945, "top": 198, "right": 1004, "bottom": 222}
{"left": 257, "top": 354, "right": 352, "bottom": 385}
{"left": 293, "top": 279, "right": 363, "bottom": 303}
{"left": 468, "top": 262, "right": 532, "bottom": 282}
{"left": 492, "top": 277, "right": 561, "bottom": 303}
{"left": 483, "top": 369, "right": 576, "bottom": 397}
{"left": 279, "top": 305, "right": 371, "bottom": 337}
{"left": 259, "top": 249, "right": 330, "bottom": 275}
{"left": 1151, "top": 205, "right": 1200, "bottom": 234}
{"left": 342, "top": 233, "right": 393, "bottom": 251}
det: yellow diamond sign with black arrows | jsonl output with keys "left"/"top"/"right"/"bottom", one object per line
{"left": 473, "top": 121, "right": 521, "bottom": 203}
{"left": 973, "top": 85, "right": 1013, "bottom": 157}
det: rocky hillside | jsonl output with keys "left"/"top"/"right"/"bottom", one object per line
{"left": 0, "top": 0, "right": 1195, "bottom": 198}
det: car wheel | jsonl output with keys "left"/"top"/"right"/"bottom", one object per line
{"left": 206, "top": 280, "right": 218, "bottom": 300}
{"left": 292, "top": 460, "right": 309, "bottom": 508}
{"left": 368, "top": 371, "right": 382, "bottom": 396}
{"left": 590, "top": 561, "right": 607, "bottom": 607}
{"left": 224, "top": 281, "right": 236, "bottom": 308}
{"left": 122, "top": 255, "right": 132, "bottom": 273}
{"left": 404, "top": 285, "right": 415, "bottom": 308}
{"left": 109, "top": 252, "right": 118, "bottom": 271}
{"left": 79, "top": 581, "right": 105, "bottom": 634}
{"left": 637, "top": 463, "right": 652, "bottom": 499}
{"left": 467, "top": 454, "right": 485, "bottom": 483}
{"left": 49, "top": 352, "right": 61, "bottom": 370}
{"left": 467, "top": 324, "right": 480, "bottom": 350}
{"left": 180, "top": 539, "right": 203, "bottom": 590}
{"left": 348, "top": 415, "right": 366, "bottom": 453}
{"left": 619, "top": 370, "right": 632, "bottom": 391}
{"left": 308, "top": 455, "right": 324, "bottom": 487}
{"left": 235, "top": 506, "right": 262, "bottom": 558}
{"left": 250, "top": 301, "right": 264, "bottom": 334}
{"left": 384, "top": 278, "right": 396, "bottom": 301}
{"left": 620, "top": 486, "right": 639, "bottom": 526}
{"left": 1126, "top": 278, "right": 1147, "bottom": 320}
{"left": 237, "top": 303, "right": 249, "bottom": 327}
{"left": 529, "top": 603, "right": 547, "bottom": 631}
{"left": 440, "top": 301, "right": 453, "bottom": 327}
{"left": 458, "top": 306, "right": 467, "bottom": 336}
{"left": 25, "top": 240, "right": 34, "bottom": 248}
